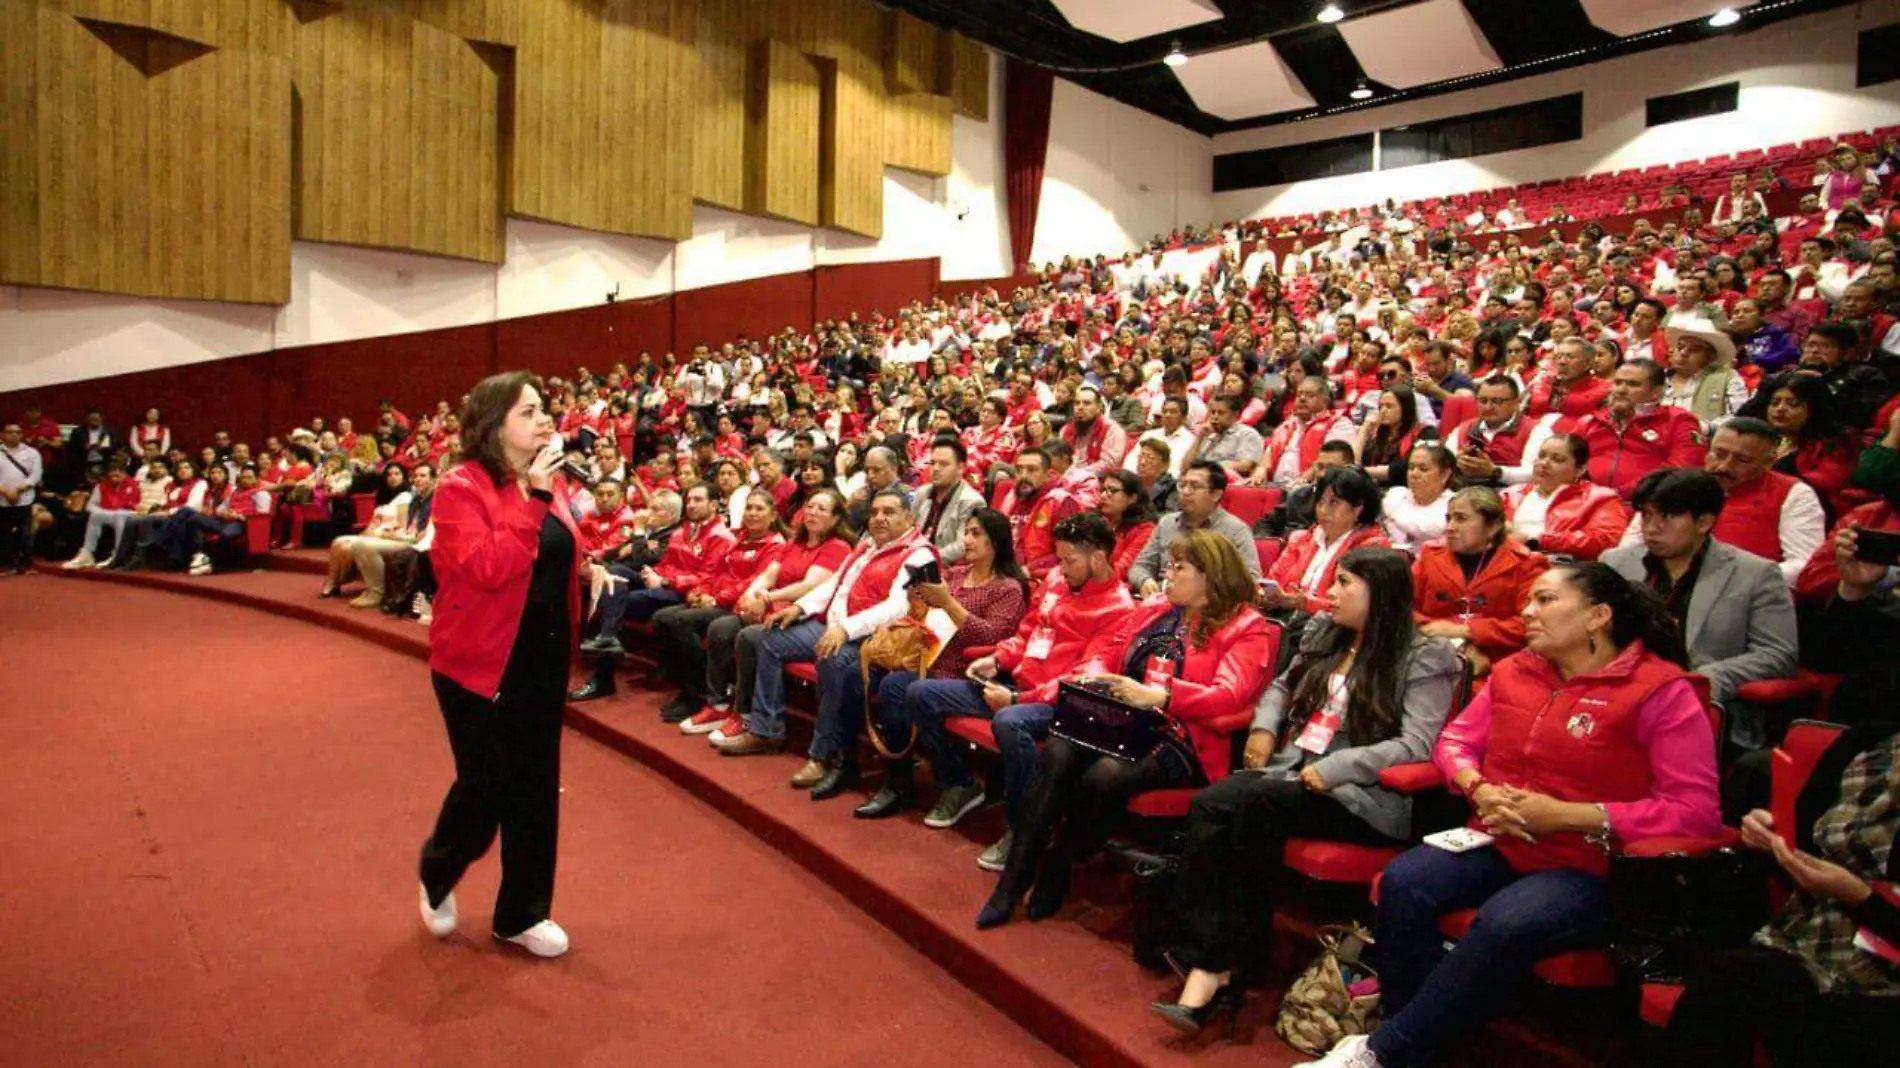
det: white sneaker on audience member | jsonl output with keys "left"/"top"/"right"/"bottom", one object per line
{"left": 418, "top": 884, "right": 457, "bottom": 938}
{"left": 62, "top": 550, "right": 96, "bottom": 570}
{"left": 1296, "top": 1035, "right": 1380, "bottom": 1068}
{"left": 188, "top": 553, "right": 212, "bottom": 576}
{"left": 497, "top": 920, "right": 568, "bottom": 958}
{"left": 680, "top": 703, "right": 729, "bottom": 735}
{"left": 414, "top": 593, "right": 432, "bottom": 625}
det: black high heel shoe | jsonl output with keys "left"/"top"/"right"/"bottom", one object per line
{"left": 1148, "top": 983, "right": 1243, "bottom": 1039}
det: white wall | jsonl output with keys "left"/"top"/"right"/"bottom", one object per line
{"left": 1210, "top": 1, "right": 1900, "bottom": 221}
{"left": 1032, "top": 78, "right": 1216, "bottom": 265}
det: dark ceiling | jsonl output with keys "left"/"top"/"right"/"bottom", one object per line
{"left": 882, "top": 0, "right": 1865, "bottom": 136}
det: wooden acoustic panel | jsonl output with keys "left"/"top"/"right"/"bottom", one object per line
{"left": 943, "top": 32, "right": 990, "bottom": 122}
{"left": 745, "top": 39, "right": 822, "bottom": 227}
{"left": 2, "top": 1, "right": 290, "bottom": 303}
{"left": 885, "top": 8, "right": 938, "bottom": 96}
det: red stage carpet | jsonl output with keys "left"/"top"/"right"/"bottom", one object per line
{"left": 0, "top": 576, "right": 1069, "bottom": 1068}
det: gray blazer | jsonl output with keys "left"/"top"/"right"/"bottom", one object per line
{"left": 1601, "top": 539, "right": 1798, "bottom": 707}
{"left": 1250, "top": 617, "right": 1463, "bottom": 840}
{"left": 912, "top": 480, "right": 986, "bottom": 564}
{"left": 1128, "top": 506, "right": 1262, "bottom": 590}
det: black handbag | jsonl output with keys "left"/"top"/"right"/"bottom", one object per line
{"left": 1050, "top": 682, "right": 1170, "bottom": 762}
{"left": 1605, "top": 847, "right": 1770, "bottom": 983}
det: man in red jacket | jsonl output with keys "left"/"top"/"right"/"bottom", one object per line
{"left": 1561, "top": 359, "right": 1704, "bottom": 500}
{"left": 876, "top": 512, "right": 1134, "bottom": 870}
{"left": 1526, "top": 337, "right": 1611, "bottom": 420}
{"left": 1004, "top": 447, "right": 1083, "bottom": 574}
{"left": 571, "top": 482, "right": 731, "bottom": 694}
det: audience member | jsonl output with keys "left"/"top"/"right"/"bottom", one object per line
{"left": 1380, "top": 444, "right": 1454, "bottom": 554}
{"left": 1503, "top": 434, "right": 1630, "bottom": 561}
{"left": 1263, "top": 466, "right": 1390, "bottom": 616}
{"left": 1412, "top": 487, "right": 1548, "bottom": 674}
{"left": 1129, "top": 461, "right": 1262, "bottom": 595}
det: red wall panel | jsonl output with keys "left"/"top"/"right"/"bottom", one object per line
{"left": 814, "top": 259, "right": 936, "bottom": 323}
{"left": 672, "top": 270, "right": 815, "bottom": 352}
{"left": 1, "top": 256, "right": 952, "bottom": 456}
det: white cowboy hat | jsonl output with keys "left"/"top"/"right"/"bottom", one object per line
{"left": 1663, "top": 316, "right": 1737, "bottom": 366}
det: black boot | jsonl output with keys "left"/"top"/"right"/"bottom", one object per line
{"left": 853, "top": 760, "right": 915, "bottom": 818}
{"left": 809, "top": 753, "right": 860, "bottom": 801}
{"left": 658, "top": 693, "right": 697, "bottom": 723}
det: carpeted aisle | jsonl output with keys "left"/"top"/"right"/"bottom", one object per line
{"left": 0, "top": 576, "right": 1071, "bottom": 1068}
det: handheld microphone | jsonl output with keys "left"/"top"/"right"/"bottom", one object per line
{"left": 558, "top": 459, "right": 599, "bottom": 489}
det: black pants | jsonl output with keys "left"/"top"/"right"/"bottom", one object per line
{"left": 0, "top": 504, "right": 33, "bottom": 570}
{"left": 1659, "top": 944, "right": 1900, "bottom": 1067}
{"left": 1171, "top": 771, "right": 1402, "bottom": 974}
{"left": 993, "top": 734, "right": 1200, "bottom": 904}
{"left": 651, "top": 604, "right": 732, "bottom": 704}
{"left": 419, "top": 599, "right": 567, "bottom": 937}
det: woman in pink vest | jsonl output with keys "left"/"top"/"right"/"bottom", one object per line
{"left": 1299, "top": 563, "right": 1722, "bottom": 1068}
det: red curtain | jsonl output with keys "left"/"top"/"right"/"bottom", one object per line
{"left": 1003, "top": 57, "right": 1054, "bottom": 273}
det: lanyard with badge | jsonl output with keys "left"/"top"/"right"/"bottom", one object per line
{"left": 1293, "top": 651, "right": 1355, "bottom": 755}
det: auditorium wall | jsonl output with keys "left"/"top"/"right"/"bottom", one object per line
{"left": 1032, "top": 78, "right": 1217, "bottom": 266}
{"left": 1210, "top": 2, "right": 1900, "bottom": 221}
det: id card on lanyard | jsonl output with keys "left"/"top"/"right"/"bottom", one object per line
{"left": 1143, "top": 656, "right": 1176, "bottom": 691}
{"left": 1294, "top": 676, "right": 1349, "bottom": 755}
{"left": 1024, "top": 628, "right": 1055, "bottom": 660}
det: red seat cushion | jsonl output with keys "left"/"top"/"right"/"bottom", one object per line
{"left": 1639, "top": 982, "right": 1684, "bottom": 1028}
{"left": 944, "top": 717, "right": 997, "bottom": 750}
{"left": 1734, "top": 672, "right": 1822, "bottom": 705}
{"left": 1127, "top": 788, "right": 1198, "bottom": 818}
{"left": 785, "top": 662, "right": 818, "bottom": 684}
{"left": 1284, "top": 840, "right": 1401, "bottom": 883}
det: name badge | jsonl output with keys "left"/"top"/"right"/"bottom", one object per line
{"left": 1641, "top": 428, "right": 1659, "bottom": 443}
{"left": 1295, "top": 706, "right": 1344, "bottom": 755}
{"left": 1144, "top": 657, "right": 1175, "bottom": 691}
{"left": 1024, "top": 629, "right": 1055, "bottom": 660}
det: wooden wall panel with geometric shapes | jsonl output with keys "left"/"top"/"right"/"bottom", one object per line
{"left": 0, "top": 0, "right": 985, "bottom": 305}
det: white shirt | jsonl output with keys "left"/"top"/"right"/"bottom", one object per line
{"left": 1, "top": 443, "right": 44, "bottom": 507}
{"left": 794, "top": 539, "right": 937, "bottom": 641}
{"left": 1125, "top": 425, "right": 1199, "bottom": 478}
{"left": 1509, "top": 485, "right": 1558, "bottom": 543}
{"left": 1300, "top": 526, "right": 1354, "bottom": 592}
{"left": 1381, "top": 487, "right": 1450, "bottom": 553}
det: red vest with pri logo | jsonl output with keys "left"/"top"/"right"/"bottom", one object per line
{"left": 839, "top": 531, "right": 937, "bottom": 617}
{"left": 1452, "top": 415, "right": 1539, "bottom": 470}
{"left": 1479, "top": 643, "right": 1688, "bottom": 876}
{"left": 1711, "top": 471, "right": 1796, "bottom": 565}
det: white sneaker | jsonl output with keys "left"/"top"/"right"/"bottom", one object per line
{"left": 62, "top": 550, "right": 96, "bottom": 570}
{"left": 497, "top": 919, "right": 569, "bottom": 958}
{"left": 1295, "top": 1035, "right": 1380, "bottom": 1068}
{"left": 412, "top": 593, "right": 431, "bottom": 617}
{"left": 188, "top": 553, "right": 212, "bottom": 576}
{"left": 418, "top": 884, "right": 457, "bottom": 938}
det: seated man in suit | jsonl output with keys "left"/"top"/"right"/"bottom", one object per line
{"left": 1602, "top": 468, "right": 1799, "bottom": 751}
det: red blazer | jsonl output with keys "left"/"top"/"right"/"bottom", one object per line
{"left": 653, "top": 518, "right": 736, "bottom": 593}
{"left": 1084, "top": 600, "right": 1280, "bottom": 783}
{"left": 700, "top": 531, "right": 786, "bottom": 608}
{"left": 1110, "top": 520, "right": 1156, "bottom": 582}
{"left": 428, "top": 463, "right": 585, "bottom": 699}
{"left": 1412, "top": 539, "right": 1548, "bottom": 663}
{"left": 1795, "top": 499, "right": 1900, "bottom": 605}
{"left": 1269, "top": 525, "right": 1391, "bottom": 614}
{"left": 994, "top": 573, "right": 1134, "bottom": 706}
{"left": 1526, "top": 374, "right": 1609, "bottom": 420}
{"left": 1503, "top": 480, "right": 1629, "bottom": 561}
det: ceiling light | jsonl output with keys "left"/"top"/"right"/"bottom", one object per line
{"left": 1162, "top": 40, "right": 1188, "bottom": 68}
{"left": 1317, "top": 4, "right": 1346, "bottom": 25}
{"left": 1708, "top": 7, "right": 1741, "bottom": 28}
{"left": 1350, "top": 80, "right": 1373, "bottom": 100}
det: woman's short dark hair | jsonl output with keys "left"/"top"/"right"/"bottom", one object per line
{"left": 1411, "top": 442, "right": 1455, "bottom": 472}
{"left": 1551, "top": 562, "right": 1690, "bottom": 667}
{"left": 459, "top": 370, "right": 545, "bottom": 485}
{"left": 1316, "top": 465, "right": 1384, "bottom": 526}
{"left": 1546, "top": 432, "right": 1589, "bottom": 468}
{"left": 1099, "top": 468, "right": 1158, "bottom": 528}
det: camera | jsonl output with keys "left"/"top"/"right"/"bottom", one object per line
{"left": 905, "top": 559, "right": 942, "bottom": 587}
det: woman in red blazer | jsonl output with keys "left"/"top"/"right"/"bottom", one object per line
{"left": 1099, "top": 469, "right": 1158, "bottom": 583}
{"left": 1502, "top": 433, "right": 1630, "bottom": 562}
{"left": 977, "top": 530, "right": 1279, "bottom": 928}
{"left": 419, "top": 371, "right": 617, "bottom": 961}
{"left": 1413, "top": 486, "right": 1548, "bottom": 676}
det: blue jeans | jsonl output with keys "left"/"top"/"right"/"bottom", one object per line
{"left": 1368, "top": 845, "right": 1609, "bottom": 1068}
{"left": 745, "top": 619, "right": 824, "bottom": 741}
{"left": 594, "top": 580, "right": 680, "bottom": 638}
{"left": 896, "top": 678, "right": 1053, "bottom": 827}
{"left": 157, "top": 508, "right": 241, "bottom": 564}
{"left": 809, "top": 636, "right": 868, "bottom": 761}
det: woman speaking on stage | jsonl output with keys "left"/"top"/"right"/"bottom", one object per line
{"left": 415, "top": 370, "right": 620, "bottom": 958}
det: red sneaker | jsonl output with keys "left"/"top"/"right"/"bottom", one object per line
{"left": 679, "top": 703, "right": 729, "bottom": 736}
{"left": 707, "top": 712, "right": 746, "bottom": 745}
